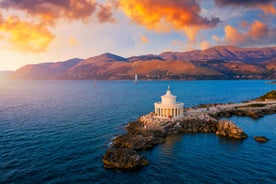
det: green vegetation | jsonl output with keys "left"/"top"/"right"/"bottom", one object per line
{"left": 257, "top": 90, "right": 276, "bottom": 101}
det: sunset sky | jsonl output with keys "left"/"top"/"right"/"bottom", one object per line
{"left": 1, "top": 0, "right": 276, "bottom": 70}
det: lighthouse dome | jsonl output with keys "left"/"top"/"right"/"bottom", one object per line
{"left": 161, "top": 86, "right": 177, "bottom": 105}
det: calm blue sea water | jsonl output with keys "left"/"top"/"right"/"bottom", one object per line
{"left": 0, "top": 80, "right": 275, "bottom": 184}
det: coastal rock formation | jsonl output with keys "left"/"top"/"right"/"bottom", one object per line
{"left": 103, "top": 148, "right": 149, "bottom": 169}
{"left": 216, "top": 120, "right": 247, "bottom": 139}
{"left": 254, "top": 136, "right": 268, "bottom": 142}
{"left": 140, "top": 113, "right": 218, "bottom": 135}
{"left": 103, "top": 93, "right": 275, "bottom": 169}
{"left": 103, "top": 114, "right": 218, "bottom": 169}
{"left": 112, "top": 130, "right": 166, "bottom": 150}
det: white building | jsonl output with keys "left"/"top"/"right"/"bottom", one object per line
{"left": 154, "top": 86, "right": 184, "bottom": 118}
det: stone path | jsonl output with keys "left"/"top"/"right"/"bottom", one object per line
{"left": 186, "top": 100, "right": 276, "bottom": 115}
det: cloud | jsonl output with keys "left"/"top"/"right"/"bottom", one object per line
{"left": 199, "top": 40, "right": 211, "bottom": 50}
{"left": 221, "top": 20, "right": 276, "bottom": 47}
{"left": 215, "top": 0, "right": 276, "bottom": 14}
{"left": 0, "top": 0, "right": 117, "bottom": 53}
{"left": 171, "top": 39, "right": 199, "bottom": 51}
{"left": 140, "top": 34, "right": 148, "bottom": 44}
{"left": 97, "top": 3, "right": 116, "bottom": 23}
{"left": 0, "top": 15, "right": 54, "bottom": 52}
{"left": 258, "top": 3, "right": 276, "bottom": 15}
{"left": 119, "top": 0, "right": 220, "bottom": 42}
{"left": 224, "top": 25, "right": 245, "bottom": 44}
{"left": 215, "top": 0, "right": 275, "bottom": 6}
{"left": 212, "top": 35, "right": 221, "bottom": 42}
{"left": 239, "top": 21, "right": 248, "bottom": 28}
{"left": 69, "top": 37, "right": 79, "bottom": 46}
{"left": 0, "top": 0, "right": 99, "bottom": 24}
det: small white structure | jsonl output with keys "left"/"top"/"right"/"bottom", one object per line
{"left": 154, "top": 86, "right": 184, "bottom": 118}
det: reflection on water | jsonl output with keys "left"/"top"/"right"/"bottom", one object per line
{"left": 160, "top": 135, "right": 183, "bottom": 157}
{"left": 217, "top": 136, "right": 246, "bottom": 152}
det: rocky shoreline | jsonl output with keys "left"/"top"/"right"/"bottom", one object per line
{"left": 103, "top": 93, "right": 276, "bottom": 169}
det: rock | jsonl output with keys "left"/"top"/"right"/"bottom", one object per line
{"left": 103, "top": 148, "right": 149, "bottom": 169}
{"left": 112, "top": 130, "right": 166, "bottom": 150}
{"left": 254, "top": 136, "right": 268, "bottom": 142}
{"left": 216, "top": 120, "right": 247, "bottom": 139}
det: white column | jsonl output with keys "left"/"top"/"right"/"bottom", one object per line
{"left": 172, "top": 108, "right": 174, "bottom": 117}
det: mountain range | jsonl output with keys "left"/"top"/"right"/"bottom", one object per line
{"left": 5, "top": 46, "right": 276, "bottom": 80}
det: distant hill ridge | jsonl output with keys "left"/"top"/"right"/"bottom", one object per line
{"left": 160, "top": 46, "right": 276, "bottom": 63}
{"left": 6, "top": 45, "right": 276, "bottom": 80}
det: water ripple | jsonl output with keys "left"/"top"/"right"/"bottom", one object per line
{"left": 0, "top": 80, "right": 275, "bottom": 183}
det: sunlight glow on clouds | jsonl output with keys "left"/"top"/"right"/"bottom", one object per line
{"left": 0, "top": 0, "right": 276, "bottom": 70}
{"left": 222, "top": 20, "right": 276, "bottom": 47}
{"left": 0, "top": 15, "right": 54, "bottom": 52}
{"left": 119, "top": 0, "right": 220, "bottom": 42}
{"left": 140, "top": 34, "right": 148, "bottom": 44}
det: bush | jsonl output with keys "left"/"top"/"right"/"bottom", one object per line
{"left": 257, "top": 90, "right": 276, "bottom": 101}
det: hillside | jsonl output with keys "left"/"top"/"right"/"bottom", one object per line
{"left": 160, "top": 46, "right": 276, "bottom": 63}
{"left": 6, "top": 46, "right": 276, "bottom": 80}
{"left": 8, "top": 58, "right": 83, "bottom": 80}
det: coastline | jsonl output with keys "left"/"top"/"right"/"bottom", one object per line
{"left": 103, "top": 93, "right": 276, "bottom": 170}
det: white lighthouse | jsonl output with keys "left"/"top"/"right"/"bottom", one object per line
{"left": 154, "top": 86, "right": 184, "bottom": 118}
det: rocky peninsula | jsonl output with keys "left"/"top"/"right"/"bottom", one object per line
{"left": 103, "top": 91, "right": 276, "bottom": 169}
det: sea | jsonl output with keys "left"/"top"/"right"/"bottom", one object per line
{"left": 0, "top": 80, "right": 275, "bottom": 184}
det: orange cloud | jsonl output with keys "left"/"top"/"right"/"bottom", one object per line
{"left": 171, "top": 40, "right": 185, "bottom": 49}
{"left": 240, "top": 21, "right": 248, "bottom": 28}
{"left": 0, "top": 0, "right": 117, "bottom": 53}
{"left": 199, "top": 41, "right": 211, "bottom": 50}
{"left": 224, "top": 25, "right": 245, "bottom": 44}
{"left": 0, "top": 15, "right": 54, "bottom": 52}
{"left": 69, "top": 37, "right": 79, "bottom": 46}
{"left": 248, "top": 20, "right": 269, "bottom": 38}
{"left": 258, "top": 3, "right": 276, "bottom": 15}
{"left": 119, "top": 0, "right": 220, "bottom": 42}
{"left": 212, "top": 35, "right": 221, "bottom": 42}
{"left": 171, "top": 39, "right": 197, "bottom": 51}
{"left": 140, "top": 34, "right": 148, "bottom": 44}
{"left": 223, "top": 20, "right": 276, "bottom": 47}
